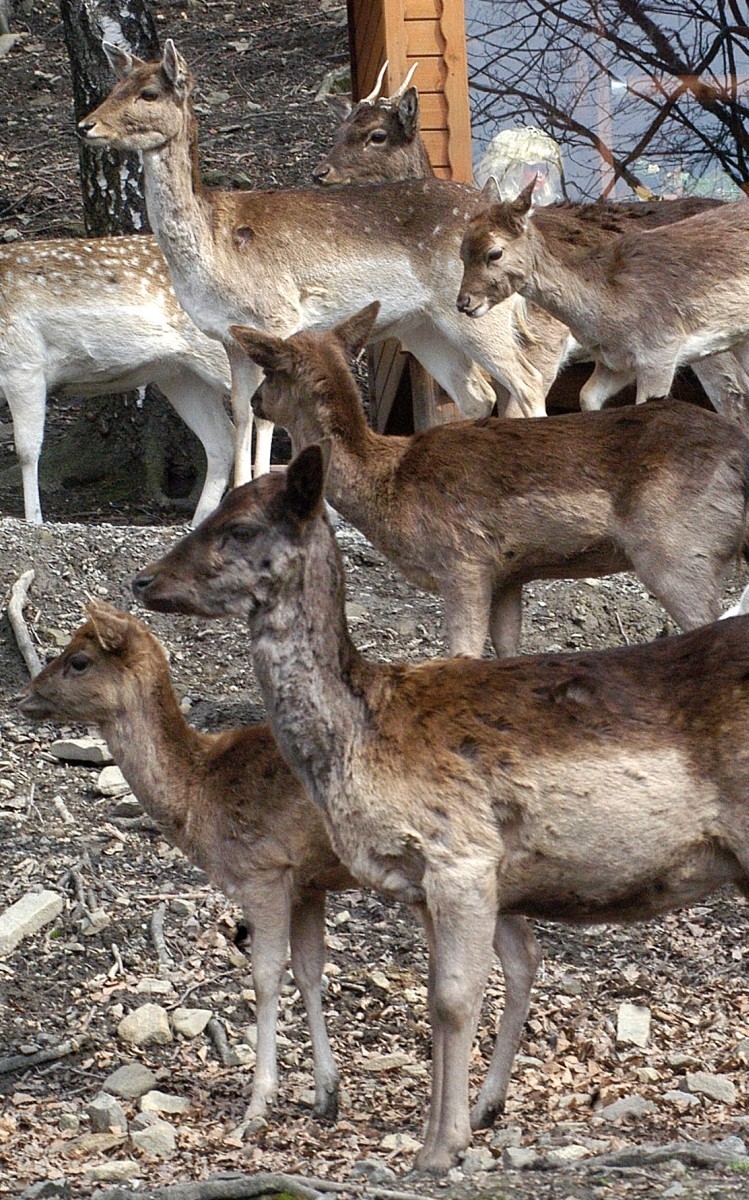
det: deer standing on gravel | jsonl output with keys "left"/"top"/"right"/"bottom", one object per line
{"left": 315, "top": 78, "right": 749, "bottom": 424}
{"left": 79, "top": 41, "right": 578, "bottom": 471}
{"left": 17, "top": 602, "right": 356, "bottom": 1126}
{"left": 132, "top": 445, "right": 749, "bottom": 1173}
{"left": 231, "top": 303, "right": 749, "bottom": 655}
{"left": 0, "top": 236, "right": 234, "bottom": 525}
{"left": 459, "top": 179, "right": 749, "bottom": 413}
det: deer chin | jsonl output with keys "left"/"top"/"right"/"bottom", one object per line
{"left": 16, "top": 689, "right": 59, "bottom": 721}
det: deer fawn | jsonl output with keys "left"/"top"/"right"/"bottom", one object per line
{"left": 0, "top": 236, "right": 235, "bottom": 524}
{"left": 459, "top": 179, "right": 749, "bottom": 414}
{"left": 79, "top": 38, "right": 579, "bottom": 470}
{"left": 316, "top": 79, "right": 748, "bottom": 424}
{"left": 133, "top": 445, "right": 749, "bottom": 1172}
{"left": 230, "top": 303, "right": 749, "bottom": 655}
{"left": 17, "top": 602, "right": 356, "bottom": 1125}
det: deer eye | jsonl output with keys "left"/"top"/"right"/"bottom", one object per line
{"left": 66, "top": 653, "right": 91, "bottom": 675}
{"left": 487, "top": 248, "right": 504, "bottom": 264}
{"left": 369, "top": 129, "right": 388, "bottom": 145}
{"left": 140, "top": 88, "right": 160, "bottom": 102}
{"left": 226, "top": 524, "right": 257, "bottom": 544}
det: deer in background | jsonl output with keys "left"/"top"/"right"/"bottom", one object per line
{"left": 0, "top": 236, "right": 234, "bottom": 525}
{"left": 231, "top": 303, "right": 749, "bottom": 656}
{"left": 79, "top": 39, "right": 579, "bottom": 467}
{"left": 133, "top": 445, "right": 749, "bottom": 1173}
{"left": 459, "top": 179, "right": 749, "bottom": 414}
{"left": 17, "top": 602, "right": 357, "bottom": 1127}
{"left": 315, "top": 74, "right": 749, "bottom": 424}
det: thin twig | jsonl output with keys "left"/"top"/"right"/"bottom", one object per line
{"left": 149, "top": 901, "right": 173, "bottom": 966}
{"left": 0, "top": 1035, "right": 92, "bottom": 1076}
{"left": 614, "top": 609, "right": 631, "bottom": 645}
{"left": 7, "top": 569, "right": 42, "bottom": 677}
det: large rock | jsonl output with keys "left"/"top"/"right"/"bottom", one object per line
{"left": 0, "top": 890, "right": 63, "bottom": 955}
{"left": 96, "top": 765, "right": 129, "bottom": 796}
{"left": 117, "top": 1003, "right": 172, "bottom": 1047}
{"left": 684, "top": 1071, "right": 737, "bottom": 1105}
{"left": 49, "top": 736, "right": 112, "bottom": 765}
{"left": 171, "top": 1007, "right": 212, "bottom": 1038}
{"left": 616, "top": 1002, "right": 651, "bottom": 1048}
{"left": 139, "top": 1090, "right": 190, "bottom": 1115}
{"left": 131, "top": 1118, "right": 177, "bottom": 1157}
{"left": 599, "top": 1093, "right": 656, "bottom": 1121}
{"left": 87, "top": 1093, "right": 128, "bottom": 1134}
{"left": 102, "top": 1062, "right": 157, "bottom": 1099}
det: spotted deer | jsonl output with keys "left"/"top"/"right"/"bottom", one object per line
{"left": 0, "top": 235, "right": 234, "bottom": 524}
{"left": 459, "top": 179, "right": 749, "bottom": 416}
{"left": 315, "top": 76, "right": 749, "bottom": 423}
{"left": 17, "top": 602, "right": 356, "bottom": 1125}
{"left": 232, "top": 304, "right": 749, "bottom": 655}
{"left": 79, "top": 38, "right": 577, "bottom": 475}
{"left": 133, "top": 444, "right": 749, "bottom": 1173}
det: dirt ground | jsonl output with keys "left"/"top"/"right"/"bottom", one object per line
{"left": 0, "top": 2, "right": 748, "bottom": 1198}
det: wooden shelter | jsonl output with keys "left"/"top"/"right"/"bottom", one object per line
{"left": 346, "top": 0, "right": 473, "bottom": 432}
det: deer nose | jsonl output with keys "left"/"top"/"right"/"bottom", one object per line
{"left": 78, "top": 118, "right": 96, "bottom": 133}
{"left": 456, "top": 290, "right": 473, "bottom": 313}
{"left": 312, "top": 162, "right": 331, "bottom": 183}
{"left": 132, "top": 572, "right": 154, "bottom": 598}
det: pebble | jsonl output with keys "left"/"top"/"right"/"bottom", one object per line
{"left": 130, "top": 1117, "right": 177, "bottom": 1157}
{"left": 736, "top": 1038, "right": 749, "bottom": 1066}
{"left": 139, "top": 1090, "right": 190, "bottom": 1115}
{"left": 662, "top": 1184, "right": 686, "bottom": 1199}
{"left": 360, "top": 1051, "right": 414, "bottom": 1072}
{"left": 461, "top": 1146, "right": 497, "bottom": 1174}
{"left": 716, "top": 1135, "right": 747, "bottom": 1157}
{"left": 503, "top": 1146, "right": 540, "bottom": 1170}
{"left": 546, "top": 1144, "right": 591, "bottom": 1166}
{"left": 0, "top": 889, "right": 63, "bottom": 955}
{"left": 96, "top": 765, "right": 129, "bottom": 796}
{"left": 684, "top": 1071, "right": 737, "bottom": 1105}
{"left": 102, "top": 1062, "right": 157, "bottom": 1099}
{"left": 662, "top": 1089, "right": 701, "bottom": 1111}
{"left": 117, "top": 1003, "right": 172, "bottom": 1047}
{"left": 380, "top": 1131, "right": 421, "bottom": 1153}
{"left": 83, "top": 1159, "right": 141, "bottom": 1182}
{"left": 491, "top": 1126, "right": 523, "bottom": 1150}
{"left": 111, "top": 795, "right": 142, "bottom": 818}
{"left": 171, "top": 1006, "right": 212, "bottom": 1038}
{"left": 48, "top": 736, "right": 112, "bottom": 765}
{"left": 350, "top": 1158, "right": 397, "bottom": 1185}
{"left": 598, "top": 1093, "right": 656, "bottom": 1121}
{"left": 63, "top": 1131, "right": 126, "bottom": 1157}
{"left": 58, "top": 1113, "right": 80, "bottom": 1132}
{"left": 135, "top": 976, "right": 175, "bottom": 996}
{"left": 616, "top": 1002, "right": 651, "bottom": 1048}
{"left": 87, "top": 1093, "right": 128, "bottom": 1133}
{"left": 79, "top": 908, "right": 110, "bottom": 936}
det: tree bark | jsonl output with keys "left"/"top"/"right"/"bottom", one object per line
{"left": 60, "top": 0, "right": 159, "bottom": 235}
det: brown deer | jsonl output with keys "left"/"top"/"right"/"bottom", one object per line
{"left": 132, "top": 445, "right": 749, "bottom": 1173}
{"left": 459, "top": 179, "right": 749, "bottom": 413}
{"left": 79, "top": 39, "right": 575, "bottom": 457}
{"left": 17, "top": 602, "right": 356, "bottom": 1126}
{"left": 0, "top": 236, "right": 235, "bottom": 525}
{"left": 314, "top": 81, "right": 748, "bottom": 424}
{"left": 230, "top": 303, "right": 749, "bottom": 655}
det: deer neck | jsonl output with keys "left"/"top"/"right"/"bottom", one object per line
{"left": 249, "top": 515, "right": 373, "bottom": 808}
{"left": 98, "top": 670, "right": 205, "bottom": 840}
{"left": 521, "top": 221, "right": 607, "bottom": 342}
{"left": 141, "top": 109, "right": 213, "bottom": 280}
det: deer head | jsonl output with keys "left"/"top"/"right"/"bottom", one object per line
{"left": 133, "top": 445, "right": 330, "bottom": 621}
{"left": 229, "top": 303, "right": 380, "bottom": 443}
{"left": 457, "top": 178, "right": 537, "bottom": 316}
{"left": 79, "top": 39, "right": 192, "bottom": 152}
{"left": 17, "top": 602, "right": 165, "bottom": 723}
{"left": 313, "top": 63, "right": 427, "bottom": 185}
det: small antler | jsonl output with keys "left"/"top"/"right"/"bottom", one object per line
{"left": 360, "top": 60, "right": 389, "bottom": 105}
{"left": 387, "top": 62, "right": 419, "bottom": 104}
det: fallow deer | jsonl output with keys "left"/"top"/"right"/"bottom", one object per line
{"left": 79, "top": 39, "right": 575, "bottom": 466}
{"left": 459, "top": 179, "right": 749, "bottom": 413}
{"left": 230, "top": 304, "right": 749, "bottom": 655}
{"left": 0, "top": 236, "right": 234, "bottom": 525}
{"left": 315, "top": 80, "right": 748, "bottom": 424}
{"left": 17, "top": 602, "right": 356, "bottom": 1125}
{"left": 133, "top": 445, "right": 749, "bottom": 1173}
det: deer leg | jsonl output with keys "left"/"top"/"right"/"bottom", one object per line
{"left": 416, "top": 893, "right": 496, "bottom": 1174}
{"left": 692, "top": 352, "right": 749, "bottom": 428}
{"left": 634, "top": 361, "right": 677, "bottom": 404}
{"left": 489, "top": 580, "right": 523, "bottom": 657}
{"left": 400, "top": 323, "right": 496, "bottom": 419}
{"left": 471, "top": 916, "right": 541, "bottom": 1130}
{"left": 441, "top": 571, "right": 493, "bottom": 657}
{"left": 579, "top": 362, "right": 634, "bottom": 411}
{"left": 289, "top": 890, "right": 340, "bottom": 1122}
{"left": 240, "top": 880, "right": 292, "bottom": 1125}
{"left": 5, "top": 371, "right": 46, "bottom": 524}
{"left": 158, "top": 375, "right": 235, "bottom": 525}
{"left": 226, "top": 345, "right": 264, "bottom": 486}
{"left": 629, "top": 549, "right": 722, "bottom": 630}
{"left": 253, "top": 415, "right": 275, "bottom": 479}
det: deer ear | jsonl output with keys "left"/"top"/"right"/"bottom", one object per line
{"left": 512, "top": 176, "right": 538, "bottom": 216}
{"left": 396, "top": 88, "right": 419, "bottom": 139}
{"left": 480, "top": 175, "right": 502, "bottom": 205}
{"left": 162, "top": 39, "right": 189, "bottom": 95}
{"left": 102, "top": 41, "right": 137, "bottom": 79}
{"left": 86, "top": 602, "right": 132, "bottom": 653}
{"left": 284, "top": 444, "right": 327, "bottom": 522}
{"left": 230, "top": 325, "right": 294, "bottom": 373}
{"left": 324, "top": 93, "right": 353, "bottom": 120}
{"left": 333, "top": 301, "right": 380, "bottom": 357}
